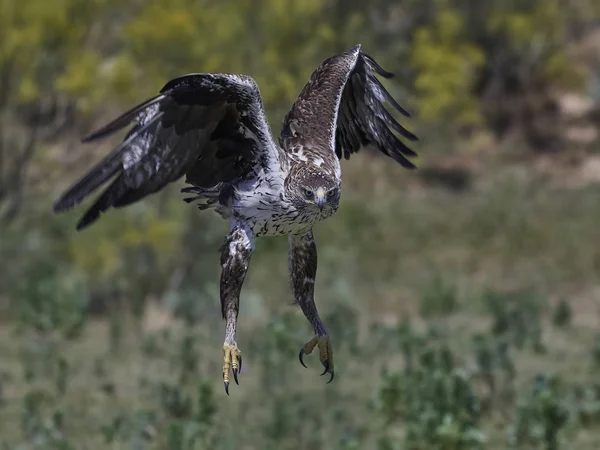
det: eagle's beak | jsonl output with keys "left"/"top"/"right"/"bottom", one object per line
{"left": 316, "top": 188, "right": 326, "bottom": 210}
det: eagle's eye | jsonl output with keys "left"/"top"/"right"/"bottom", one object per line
{"left": 327, "top": 188, "right": 337, "bottom": 200}
{"left": 302, "top": 188, "right": 314, "bottom": 199}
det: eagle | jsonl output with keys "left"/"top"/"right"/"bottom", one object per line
{"left": 53, "top": 44, "right": 418, "bottom": 393}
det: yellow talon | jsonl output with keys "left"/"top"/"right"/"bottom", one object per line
{"left": 298, "top": 335, "right": 335, "bottom": 383}
{"left": 223, "top": 344, "right": 242, "bottom": 394}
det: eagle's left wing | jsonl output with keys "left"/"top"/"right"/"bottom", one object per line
{"left": 53, "top": 73, "right": 279, "bottom": 230}
{"left": 280, "top": 44, "right": 418, "bottom": 168}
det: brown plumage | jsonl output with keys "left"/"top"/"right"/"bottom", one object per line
{"left": 53, "top": 44, "right": 418, "bottom": 393}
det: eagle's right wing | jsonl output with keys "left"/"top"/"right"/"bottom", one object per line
{"left": 281, "top": 45, "right": 418, "bottom": 169}
{"left": 53, "top": 74, "right": 279, "bottom": 230}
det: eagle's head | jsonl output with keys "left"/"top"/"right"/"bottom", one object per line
{"left": 285, "top": 164, "right": 341, "bottom": 219}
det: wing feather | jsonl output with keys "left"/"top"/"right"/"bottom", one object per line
{"left": 367, "top": 74, "right": 411, "bottom": 118}
{"left": 80, "top": 96, "right": 165, "bottom": 143}
{"left": 361, "top": 52, "right": 395, "bottom": 79}
{"left": 280, "top": 45, "right": 418, "bottom": 170}
{"left": 54, "top": 73, "right": 278, "bottom": 230}
{"left": 54, "top": 110, "right": 166, "bottom": 212}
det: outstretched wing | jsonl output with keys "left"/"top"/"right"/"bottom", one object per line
{"left": 53, "top": 73, "right": 279, "bottom": 230}
{"left": 280, "top": 44, "right": 418, "bottom": 169}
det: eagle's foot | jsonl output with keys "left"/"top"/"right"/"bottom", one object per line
{"left": 298, "top": 335, "right": 334, "bottom": 383}
{"left": 223, "top": 344, "right": 242, "bottom": 395}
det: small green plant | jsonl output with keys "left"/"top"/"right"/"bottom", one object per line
{"left": 592, "top": 333, "right": 600, "bottom": 368}
{"left": 176, "top": 332, "right": 199, "bottom": 383}
{"left": 10, "top": 265, "right": 89, "bottom": 340}
{"left": 377, "top": 338, "right": 485, "bottom": 449}
{"left": 419, "top": 272, "right": 459, "bottom": 317}
{"left": 509, "top": 373, "right": 570, "bottom": 450}
{"left": 0, "top": 371, "right": 10, "bottom": 408}
{"left": 552, "top": 300, "right": 572, "bottom": 328}
{"left": 108, "top": 307, "right": 124, "bottom": 355}
{"left": 20, "top": 389, "right": 73, "bottom": 449}
{"left": 484, "top": 288, "right": 546, "bottom": 353}
{"left": 573, "top": 384, "right": 600, "bottom": 428}
{"left": 55, "top": 356, "right": 69, "bottom": 396}
{"left": 195, "top": 381, "right": 217, "bottom": 427}
{"left": 472, "top": 333, "right": 517, "bottom": 413}
{"left": 156, "top": 382, "right": 194, "bottom": 419}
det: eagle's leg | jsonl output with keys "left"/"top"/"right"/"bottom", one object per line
{"left": 220, "top": 220, "right": 254, "bottom": 395}
{"left": 288, "top": 230, "right": 334, "bottom": 383}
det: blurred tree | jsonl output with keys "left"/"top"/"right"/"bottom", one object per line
{"left": 410, "top": 7, "right": 485, "bottom": 130}
{"left": 0, "top": 0, "right": 132, "bottom": 224}
{"left": 119, "top": 0, "right": 356, "bottom": 125}
{"left": 473, "top": 0, "right": 592, "bottom": 151}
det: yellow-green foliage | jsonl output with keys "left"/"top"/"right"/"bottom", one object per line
{"left": 66, "top": 201, "right": 185, "bottom": 283}
{"left": 0, "top": 0, "right": 121, "bottom": 109}
{"left": 2, "top": 0, "right": 595, "bottom": 126}
{"left": 119, "top": 0, "right": 349, "bottom": 113}
{"left": 1, "top": 0, "right": 357, "bottom": 117}
{"left": 410, "top": 9, "right": 485, "bottom": 127}
{"left": 487, "top": 0, "right": 587, "bottom": 90}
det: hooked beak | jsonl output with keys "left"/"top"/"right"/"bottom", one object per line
{"left": 315, "top": 188, "right": 326, "bottom": 210}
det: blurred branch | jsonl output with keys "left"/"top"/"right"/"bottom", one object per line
{"left": 0, "top": 123, "right": 38, "bottom": 224}
{"left": 0, "top": 95, "right": 74, "bottom": 225}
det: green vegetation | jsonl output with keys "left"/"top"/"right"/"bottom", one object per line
{"left": 2, "top": 0, "right": 600, "bottom": 448}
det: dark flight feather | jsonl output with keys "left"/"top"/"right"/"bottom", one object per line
{"left": 81, "top": 96, "right": 165, "bottom": 143}
{"left": 53, "top": 73, "right": 278, "bottom": 230}
{"left": 361, "top": 52, "right": 395, "bottom": 79}
{"left": 280, "top": 45, "right": 418, "bottom": 170}
{"left": 53, "top": 111, "right": 165, "bottom": 213}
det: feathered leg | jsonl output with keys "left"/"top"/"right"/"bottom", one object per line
{"left": 220, "top": 220, "right": 254, "bottom": 394}
{"left": 288, "top": 230, "right": 334, "bottom": 382}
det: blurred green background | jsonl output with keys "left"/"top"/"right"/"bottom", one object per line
{"left": 2, "top": 0, "right": 600, "bottom": 448}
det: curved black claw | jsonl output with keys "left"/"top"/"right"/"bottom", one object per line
{"left": 299, "top": 348, "right": 308, "bottom": 368}
{"left": 319, "top": 360, "right": 334, "bottom": 383}
{"left": 223, "top": 345, "right": 242, "bottom": 393}
{"left": 233, "top": 354, "right": 242, "bottom": 385}
{"left": 320, "top": 359, "right": 329, "bottom": 376}
{"left": 299, "top": 337, "right": 334, "bottom": 383}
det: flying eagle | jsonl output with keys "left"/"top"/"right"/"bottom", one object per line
{"left": 53, "top": 44, "right": 418, "bottom": 393}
